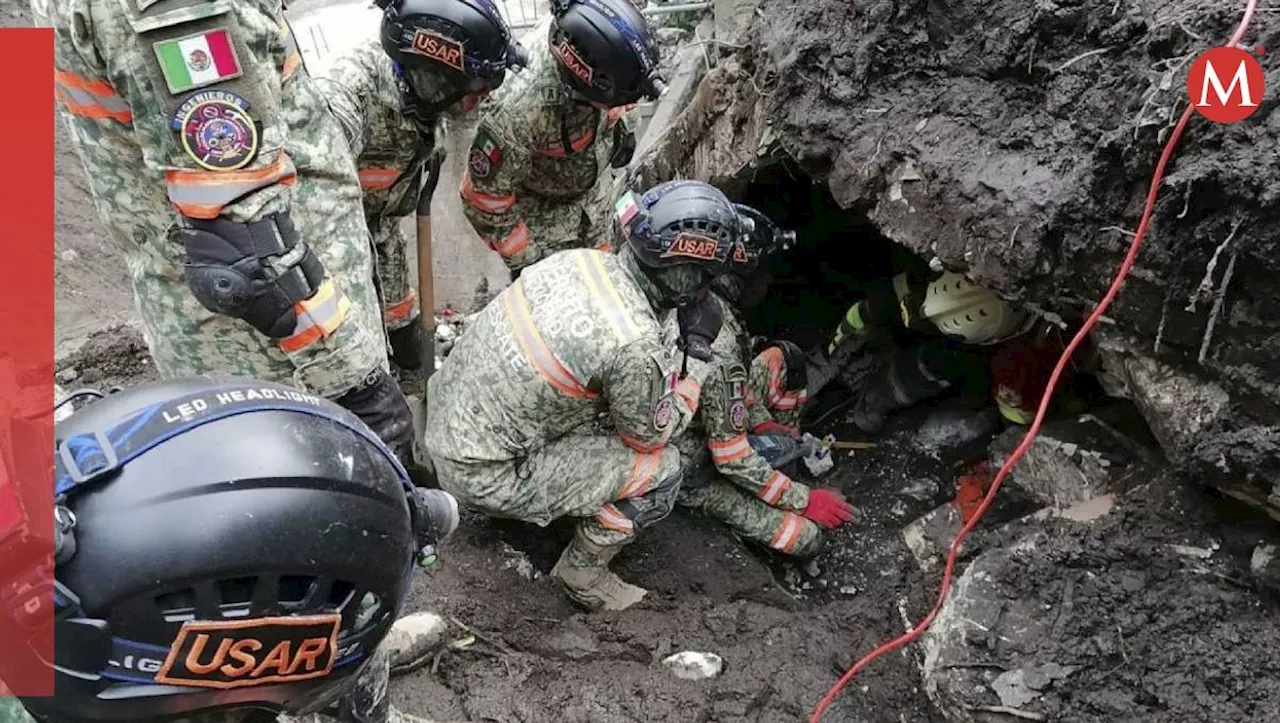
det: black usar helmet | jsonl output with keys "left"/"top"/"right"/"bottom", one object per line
{"left": 549, "top": 0, "right": 665, "bottom": 107}
{"left": 18, "top": 378, "right": 457, "bottom": 723}
{"left": 378, "top": 0, "right": 530, "bottom": 119}
{"left": 712, "top": 203, "right": 797, "bottom": 305}
{"left": 616, "top": 180, "right": 749, "bottom": 309}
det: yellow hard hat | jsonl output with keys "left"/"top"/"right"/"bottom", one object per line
{"left": 921, "top": 272, "right": 1032, "bottom": 345}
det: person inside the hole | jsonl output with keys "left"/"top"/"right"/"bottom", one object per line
{"left": 315, "top": 0, "right": 529, "bottom": 396}
{"left": 422, "top": 180, "right": 746, "bottom": 612}
{"left": 775, "top": 271, "right": 1095, "bottom": 434}
{"left": 458, "top": 0, "right": 665, "bottom": 276}
{"left": 10, "top": 379, "right": 460, "bottom": 723}
{"left": 664, "top": 207, "right": 858, "bottom": 561}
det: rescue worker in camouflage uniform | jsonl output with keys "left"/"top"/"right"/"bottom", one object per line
{"left": 12, "top": 379, "right": 461, "bottom": 723}
{"left": 776, "top": 271, "right": 1074, "bottom": 434}
{"left": 423, "top": 181, "right": 751, "bottom": 611}
{"left": 667, "top": 207, "right": 856, "bottom": 560}
{"left": 459, "top": 0, "right": 665, "bottom": 275}
{"left": 35, "top": 0, "right": 418, "bottom": 467}
{"left": 317, "top": 0, "right": 528, "bottom": 385}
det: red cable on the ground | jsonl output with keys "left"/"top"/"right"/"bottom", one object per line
{"left": 809, "top": 2, "right": 1259, "bottom": 719}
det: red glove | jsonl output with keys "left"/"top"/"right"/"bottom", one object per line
{"left": 803, "top": 488, "right": 857, "bottom": 529}
{"left": 752, "top": 420, "right": 802, "bottom": 439}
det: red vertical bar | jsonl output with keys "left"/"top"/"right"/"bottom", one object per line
{"left": 0, "top": 28, "right": 55, "bottom": 699}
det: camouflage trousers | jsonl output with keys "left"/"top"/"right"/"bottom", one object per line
{"left": 678, "top": 435, "right": 822, "bottom": 559}
{"left": 431, "top": 429, "right": 682, "bottom": 550}
{"left": 499, "top": 185, "right": 617, "bottom": 275}
{"left": 371, "top": 216, "right": 419, "bottom": 334}
{"left": 11, "top": 647, "right": 391, "bottom": 723}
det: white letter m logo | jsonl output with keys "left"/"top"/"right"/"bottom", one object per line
{"left": 1197, "top": 58, "right": 1258, "bottom": 107}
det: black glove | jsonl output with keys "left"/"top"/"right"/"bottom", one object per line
{"left": 676, "top": 297, "right": 723, "bottom": 362}
{"left": 609, "top": 120, "right": 636, "bottom": 169}
{"left": 334, "top": 368, "right": 415, "bottom": 468}
{"left": 418, "top": 146, "right": 446, "bottom": 213}
{"left": 388, "top": 323, "right": 423, "bottom": 371}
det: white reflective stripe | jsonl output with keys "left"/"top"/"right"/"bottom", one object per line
{"left": 758, "top": 471, "right": 789, "bottom": 505}
{"left": 166, "top": 154, "right": 296, "bottom": 215}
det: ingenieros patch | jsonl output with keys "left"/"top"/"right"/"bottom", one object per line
{"left": 170, "top": 90, "right": 259, "bottom": 171}
{"left": 729, "top": 400, "right": 747, "bottom": 431}
{"left": 652, "top": 396, "right": 675, "bottom": 431}
{"left": 154, "top": 614, "right": 341, "bottom": 690}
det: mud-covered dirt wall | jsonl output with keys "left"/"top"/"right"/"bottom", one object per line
{"left": 631, "top": 0, "right": 1280, "bottom": 510}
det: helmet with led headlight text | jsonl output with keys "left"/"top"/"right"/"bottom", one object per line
{"left": 15, "top": 378, "right": 458, "bottom": 723}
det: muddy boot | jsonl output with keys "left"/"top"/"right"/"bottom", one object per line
{"left": 551, "top": 530, "right": 647, "bottom": 612}
{"left": 385, "top": 612, "right": 449, "bottom": 675}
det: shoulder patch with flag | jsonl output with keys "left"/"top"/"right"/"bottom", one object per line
{"left": 468, "top": 129, "right": 502, "bottom": 180}
{"left": 153, "top": 28, "right": 243, "bottom": 95}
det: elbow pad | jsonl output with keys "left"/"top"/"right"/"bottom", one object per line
{"left": 180, "top": 212, "right": 325, "bottom": 339}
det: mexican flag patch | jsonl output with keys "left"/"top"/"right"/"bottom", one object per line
{"left": 153, "top": 28, "right": 243, "bottom": 95}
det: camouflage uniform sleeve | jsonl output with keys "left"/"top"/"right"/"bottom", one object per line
{"left": 600, "top": 337, "right": 708, "bottom": 453}
{"left": 52, "top": 1, "right": 304, "bottom": 225}
{"left": 704, "top": 360, "right": 810, "bottom": 511}
{"left": 459, "top": 112, "right": 533, "bottom": 262}
{"left": 746, "top": 352, "right": 777, "bottom": 430}
{"left": 316, "top": 47, "right": 378, "bottom": 158}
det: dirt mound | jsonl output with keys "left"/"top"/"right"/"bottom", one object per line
{"left": 923, "top": 477, "right": 1280, "bottom": 722}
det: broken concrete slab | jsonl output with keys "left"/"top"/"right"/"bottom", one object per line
{"left": 988, "top": 410, "right": 1153, "bottom": 510}
{"left": 663, "top": 650, "right": 724, "bottom": 680}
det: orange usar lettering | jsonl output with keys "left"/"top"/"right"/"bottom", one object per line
{"left": 556, "top": 40, "right": 593, "bottom": 84}
{"left": 155, "top": 614, "right": 341, "bottom": 690}
{"left": 664, "top": 232, "right": 719, "bottom": 260}
{"left": 412, "top": 29, "right": 465, "bottom": 72}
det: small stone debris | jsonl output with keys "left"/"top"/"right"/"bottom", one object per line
{"left": 55, "top": 367, "right": 79, "bottom": 384}
{"left": 662, "top": 651, "right": 724, "bottom": 680}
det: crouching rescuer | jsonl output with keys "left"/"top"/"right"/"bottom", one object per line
{"left": 11, "top": 379, "right": 460, "bottom": 723}
{"left": 422, "top": 180, "right": 749, "bottom": 611}
{"left": 667, "top": 206, "right": 857, "bottom": 560}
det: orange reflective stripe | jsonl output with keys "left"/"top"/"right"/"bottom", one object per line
{"left": 760, "top": 346, "right": 806, "bottom": 410}
{"left": 358, "top": 167, "right": 399, "bottom": 190}
{"left": 487, "top": 221, "right": 530, "bottom": 258}
{"left": 54, "top": 71, "right": 132, "bottom": 124}
{"left": 758, "top": 471, "right": 791, "bottom": 505}
{"left": 769, "top": 512, "right": 804, "bottom": 553}
{"left": 675, "top": 377, "right": 700, "bottom": 409}
{"left": 382, "top": 289, "right": 417, "bottom": 326}
{"left": 574, "top": 252, "right": 641, "bottom": 343}
{"left": 618, "top": 450, "right": 661, "bottom": 499}
{"left": 618, "top": 432, "right": 661, "bottom": 454}
{"left": 595, "top": 504, "right": 634, "bottom": 534}
{"left": 283, "top": 52, "right": 302, "bottom": 79}
{"left": 460, "top": 172, "right": 516, "bottom": 213}
{"left": 278, "top": 280, "right": 351, "bottom": 353}
{"left": 535, "top": 128, "right": 595, "bottom": 157}
{"left": 606, "top": 105, "right": 630, "bottom": 128}
{"left": 708, "top": 434, "right": 751, "bottom": 465}
{"left": 167, "top": 153, "right": 298, "bottom": 219}
{"left": 280, "top": 17, "right": 302, "bottom": 79}
{"left": 502, "top": 281, "right": 594, "bottom": 399}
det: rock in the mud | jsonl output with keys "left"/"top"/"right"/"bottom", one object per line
{"left": 914, "top": 407, "right": 1001, "bottom": 456}
{"left": 55, "top": 367, "right": 78, "bottom": 384}
{"left": 902, "top": 502, "right": 963, "bottom": 572}
{"left": 988, "top": 412, "right": 1147, "bottom": 509}
{"left": 662, "top": 651, "right": 724, "bottom": 680}
{"left": 385, "top": 612, "right": 448, "bottom": 671}
{"left": 990, "top": 663, "right": 1078, "bottom": 709}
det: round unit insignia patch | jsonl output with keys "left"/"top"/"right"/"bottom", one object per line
{"left": 729, "top": 400, "right": 747, "bottom": 431}
{"left": 653, "top": 397, "right": 675, "bottom": 431}
{"left": 468, "top": 146, "right": 492, "bottom": 178}
{"left": 171, "top": 90, "right": 259, "bottom": 171}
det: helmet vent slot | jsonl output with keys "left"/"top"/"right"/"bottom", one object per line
{"left": 278, "top": 575, "right": 317, "bottom": 605}
{"left": 156, "top": 588, "right": 197, "bottom": 623}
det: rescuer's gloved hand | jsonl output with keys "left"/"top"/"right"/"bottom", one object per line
{"left": 676, "top": 297, "right": 723, "bottom": 362}
{"left": 803, "top": 488, "right": 857, "bottom": 529}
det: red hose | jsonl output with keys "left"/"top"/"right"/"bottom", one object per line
{"left": 809, "top": 2, "right": 1259, "bottom": 719}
